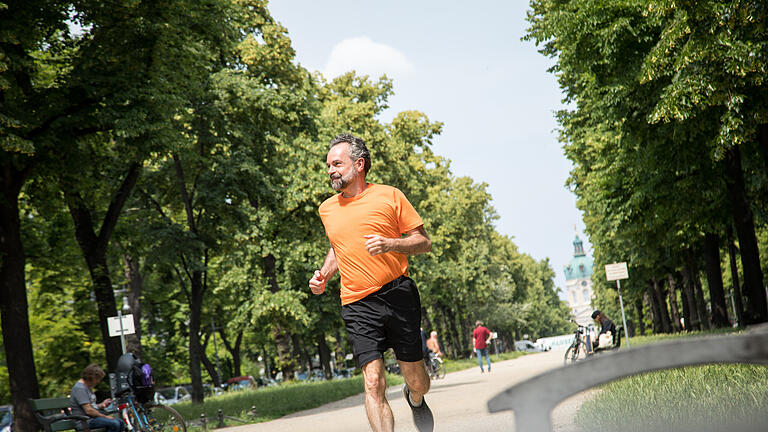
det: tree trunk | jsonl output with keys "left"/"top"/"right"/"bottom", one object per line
{"left": 645, "top": 284, "right": 661, "bottom": 333}
{"left": 440, "top": 302, "right": 463, "bottom": 357}
{"left": 263, "top": 253, "right": 295, "bottom": 379}
{"left": 421, "top": 306, "right": 434, "bottom": 332}
{"left": 317, "top": 333, "right": 333, "bottom": 380}
{"left": 456, "top": 313, "right": 474, "bottom": 357}
{"left": 634, "top": 297, "right": 645, "bottom": 335}
{"left": 188, "top": 270, "right": 205, "bottom": 402}
{"left": 727, "top": 238, "right": 745, "bottom": 327}
{"left": 687, "top": 250, "right": 711, "bottom": 330}
{"left": 692, "top": 268, "right": 711, "bottom": 330}
{"left": 723, "top": 145, "right": 768, "bottom": 323}
{"left": 122, "top": 252, "right": 144, "bottom": 358}
{"left": 0, "top": 167, "right": 40, "bottom": 432}
{"left": 272, "top": 325, "right": 295, "bottom": 379}
{"left": 436, "top": 303, "right": 455, "bottom": 357}
{"left": 758, "top": 123, "right": 768, "bottom": 181}
{"left": 702, "top": 233, "right": 730, "bottom": 328}
{"left": 66, "top": 208, "right": 122, "bottom": 370}
{"left": 666, "top": 274, "right": 682, "bottom": 332}
{"left": 63, "top": 163, "right": 141, "bottom": 371}
{"left": 681, "top": 265, "right": 701, "bottom": 331}
{"left": 679, "top": 275, "right": 691, "bottom": 331}
{"left": 653, "top": 278, "right": 672, "bottom": 333}
{"left": 291, "top": 334, "right": 311, "bottom": 374}
{"left": 219, "top": 329, "right": 243, "bottom": 377}
{"left": 437, "top": 311, "right": 454, "bottom": 358}
{"left": 200, "top": 333, "right": 222, "bottom": 388}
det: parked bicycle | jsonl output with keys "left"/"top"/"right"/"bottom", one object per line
{"left": 110, "top": 353, "right": 186, "bottom": 432}
{"left": 116, "top": 392, "right": 186, "bottom": 432}
{"left": 563, "top": 324, "right": 590, "bottom": 365}
{"left": 426, "top": 352, "right": 446, "bottom": 380}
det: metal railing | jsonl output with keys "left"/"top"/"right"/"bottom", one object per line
{"left": 487, "top": 324, "right": 768, "bottom": 431}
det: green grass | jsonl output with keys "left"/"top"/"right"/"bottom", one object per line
{"left": 169, "top": 351, "right": 525, "bottom": 429}
{"left": 171, "top": 374, "right": 403, "bottom": 428}
{"left": 575, "top": 330, "right": 768, "bottom": 432}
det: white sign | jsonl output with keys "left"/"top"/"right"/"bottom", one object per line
{"left": 108, "top": 314, "right": 135, "bottom": 337}
{"left": 605, "top": 262, "right": 629, "bottom": 281}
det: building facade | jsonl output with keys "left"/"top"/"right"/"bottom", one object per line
{"left": 563, "top": 235, "right": 594, "bottom": 325}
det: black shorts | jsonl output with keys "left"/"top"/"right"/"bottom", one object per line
{"left": 341, "top": 275, "right": 423, "bottom": 367}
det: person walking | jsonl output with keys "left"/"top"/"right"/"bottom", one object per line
{"left": 309, "top": 133, "right": 434, "bottom": 432}
{"left": 472, "top": 321, "right": 492, "bottom": 373}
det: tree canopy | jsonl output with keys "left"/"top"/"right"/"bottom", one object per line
{"left": 1, "top": 1, "right": 571, "bottom": 429}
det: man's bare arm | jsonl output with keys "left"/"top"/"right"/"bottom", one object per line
{"left": 309, "top": 247, "right": 339, "bottom": 295}
{"left": 364, "top": 225, "right": 432, "bottom": 256}
{"left": 82, "top": 404, "right": 110, "bottom": 419}
{"left": 319, "top": 247, "right": 339, "bottom": 279}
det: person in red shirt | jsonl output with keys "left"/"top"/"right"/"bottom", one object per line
{"left": 472, "top": 320, "right": 492, "bottom": 373}
{"left": 309, "top": 133, "right": 434, "bottom": 432}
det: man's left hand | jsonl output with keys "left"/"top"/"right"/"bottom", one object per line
{"left": 364, "top": 235, "right": 393, "bottom": 256}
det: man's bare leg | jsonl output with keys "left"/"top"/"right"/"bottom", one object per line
{"left": 399, "top": 359, "right": 430, "bottom": 404}
{"left": 399, "top": 359, "right": 434, "bottom": 431}
{"left": 361, "top": 359, "right": 394, "bottom": 432}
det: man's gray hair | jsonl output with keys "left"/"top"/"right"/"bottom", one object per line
{"left": 330, "top": 133, "right": 371, "bottom": 174}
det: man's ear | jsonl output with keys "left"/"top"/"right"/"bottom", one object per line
{"left": 355, "top": 158, "right": 365, "bottom": 173}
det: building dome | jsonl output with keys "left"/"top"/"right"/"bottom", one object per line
{"left": 564, "top": 235, "right": 593, "bottom": 281}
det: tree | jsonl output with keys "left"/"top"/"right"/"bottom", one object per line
{"left": 525, "top": 0, "right": 768, "bottom": 329}
{"left": 1, "top": 0, "right": 213, "bottom": 427}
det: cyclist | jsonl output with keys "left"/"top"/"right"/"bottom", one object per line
{"left": 426, "top": 331, "right": 442, "bottom": 358}
{"left": 591, "top": 310, "right": 616, "bottom": 350}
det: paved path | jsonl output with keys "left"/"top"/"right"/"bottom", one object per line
{"left": 223, "top": 348, "right": 590, "bottom": 432}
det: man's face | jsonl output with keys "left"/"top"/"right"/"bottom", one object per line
{"left": 326, "top": 142, "right": 360, "bottom": 191}
{"left": 85, "top": 376, "right": 102, "bottom": 387}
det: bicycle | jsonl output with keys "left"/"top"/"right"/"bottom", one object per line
{"left": 563, "top": 324, "right": 590, "bottom": 365}
{"left": 116, "top": 392, "right": 186, "bottom": 432}
{"left": 426, "top": 352, "right": 446, "bottom": 380}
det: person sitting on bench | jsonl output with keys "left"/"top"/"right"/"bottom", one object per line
{"left": 591, "top": 310, "right": 616, "bottom": 351}
{"left": 69, "top": 364, "right": 124, "bottom": 432}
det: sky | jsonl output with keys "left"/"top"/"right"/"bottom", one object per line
{"left": 268, "top": 0, "right": 593, "bottom": 293}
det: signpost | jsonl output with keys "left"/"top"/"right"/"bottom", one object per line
{"left": 605, "top": 262, "right": 630, "bottom": 348}
{"left": 107, "top": 311, "right": 135, "bottom": 354}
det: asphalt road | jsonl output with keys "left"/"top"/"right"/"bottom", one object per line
{"left": 222, "top": 348, "right": 589, "bottom": 432}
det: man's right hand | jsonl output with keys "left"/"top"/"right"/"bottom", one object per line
{"left": 309, "top": 270, "right": 326, "bottom": 295}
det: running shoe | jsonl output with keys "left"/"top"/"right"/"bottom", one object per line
{"left": 402, "top": 384, "right": 434, "bottom": 432}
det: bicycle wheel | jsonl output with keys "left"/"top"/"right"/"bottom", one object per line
{"left": 428, "top": 359, "right": 437, "bottom": 380}
{"left": 122, "top": 407, "right": 139, "bottom": 431}
{"left": 563, "top": 341, "right": 589, "bottom": 365}
{"left": 436, "top": 360, "right": 446, "bottom": 379}
{"left": 143, "top": 404, "right": 186, "bottom": 432}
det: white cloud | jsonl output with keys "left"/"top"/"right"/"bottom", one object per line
{"left": 323, "top": 37, "right": 413, "bottom": 80}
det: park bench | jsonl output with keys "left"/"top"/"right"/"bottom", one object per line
{"left": 30, "top": 398, "right": 106, "bottom": 432}
{"left": 488, "top": 324, "right": 768, "bottom": 431}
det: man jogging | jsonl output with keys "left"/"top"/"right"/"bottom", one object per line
{"left": 309, "top": 133, "right": 434, "bottom": 432}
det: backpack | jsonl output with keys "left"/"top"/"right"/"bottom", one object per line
{"left": 116, "top": 353, "right": 155, "bottom": 403}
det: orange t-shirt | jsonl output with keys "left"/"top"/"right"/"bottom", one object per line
{"left": 319, "top": 184, "right": 424, "bottom": 305}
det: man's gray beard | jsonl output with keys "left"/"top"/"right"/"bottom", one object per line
{"left": 331, "top": 177, "right": 347, "bottom": 191}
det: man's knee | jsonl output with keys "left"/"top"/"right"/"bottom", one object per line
{"left": 106, "top": 419, "right": 124, "bottom": 432}
{"left": 412, "top": 377, "right": 430, "bottom": 395}
{"left": 362, "top": 362, "right": 387, "bottom": 397}
{"left": 406, "top": 367, "right": 430, "bottom": 395}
